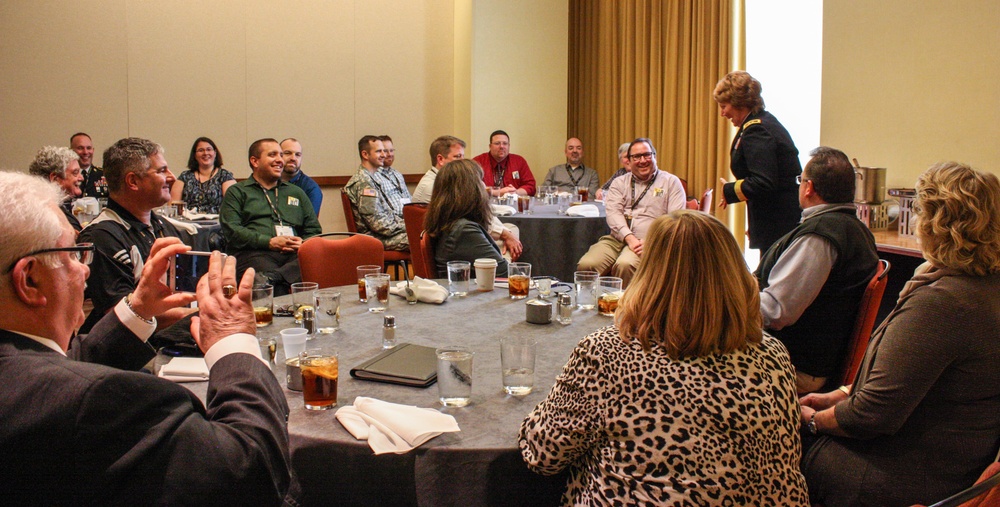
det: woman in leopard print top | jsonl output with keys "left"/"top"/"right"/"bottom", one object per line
{"left": 519, "top": 210, "right": 808, "bottom": 506}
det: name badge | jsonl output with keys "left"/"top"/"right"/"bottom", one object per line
{"left": 653, "top": 187, "right": 663, "bottom": 197}
{"left": 400, "top": 197, "right": 411, "bottom": 205}
{"left": 287, "top": 196, "right": 299, "bottom": 206}
{"left": 275, "top": 225, "right": 295, "bottom": 237}
{"left": 512, "top": 171, "right": 520, "bottom": 180}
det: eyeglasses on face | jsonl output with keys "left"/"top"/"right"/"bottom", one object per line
{"left": 4, "top": 243, "right": 95, "bottom": 273}
{"left": 628, "top": 152, "right": 655, "bottom": 161}
{"left": 795, "top": 175, "right": 812, "bottom": 185}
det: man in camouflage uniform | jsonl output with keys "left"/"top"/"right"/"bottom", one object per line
{"left": 344, "top": 135, "right": 409, "bottom": 251}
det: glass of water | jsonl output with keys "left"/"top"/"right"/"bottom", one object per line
{"left": 436, "top": 345, "right": 474, "bottom": 407}
{"left": 574, "top": 271, "right": 599, "bottom": 310}
{"left": 447, "top": 261, "right": 471, "bottom": 297}
{"left": 500, "top": 336, "right": 536, "bottom": 396}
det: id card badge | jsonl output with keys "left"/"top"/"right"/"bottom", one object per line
{"left": 275, "top": 225, "right": 295, "bottom": 237}
{"left": 400, "top": 197, "right": 412, "bottom": 205}
{"left": 624, "top": 213, "right": 633, "bottom": 229}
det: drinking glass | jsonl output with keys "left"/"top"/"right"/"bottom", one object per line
{"left": 574, "top": 271, "right": 599, "bottom": 310}
{"left": 300, "top": 348, "right": 339, "bottom": 410}
{"left": 314, "top": 289, "right": 341, "bottom": 333}
{"left": 447, "top": 261, "right": 471, "bottom": 297}
{"left": 252, "top": 285, "right": 274, "bottom": 327}
{"left": 597, "top": 276, "right": 624, "bottom": 317}
{"left": 508, "top": 262, "right": 532, "bottom": 299}
{"left": 500, "top": 336, "right": 536, "bottom": 396}
{"left": 290, "top": 281, "right": 319, "bottom": 322}
{"left": 365, "top": 273, "right": 391, "bottom": 313}
{"left": 436, "top": 346, "right": 474, "bottom": 407}
{"left": 356, "top": 265, "right": 382, "bottom": 302}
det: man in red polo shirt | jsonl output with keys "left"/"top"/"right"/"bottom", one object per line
{"left": 473, "top": 130, "right": 536, "bottom": 197}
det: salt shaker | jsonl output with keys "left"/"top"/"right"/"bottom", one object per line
{"left": 382, "top": 315, "right": 397, "bottom": 349}
{"left": 301, "top": 307, "right": 316, "bottom": 336}
{"left": 557, "top": 293, "right": 573, "bottom": 325}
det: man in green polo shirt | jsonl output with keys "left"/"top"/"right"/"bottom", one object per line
{"left": 220, "top": 138, "right": 322, "bottom": 296}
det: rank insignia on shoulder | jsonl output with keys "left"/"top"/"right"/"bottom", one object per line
{"left": 743, "top": 118, "right": 762, "bottom": 128}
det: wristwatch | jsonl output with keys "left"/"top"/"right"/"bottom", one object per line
{"left": 807, "top": 413, "right": 818, "bottom": 435}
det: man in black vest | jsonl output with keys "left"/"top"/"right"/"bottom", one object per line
{"left": 756, "top": 146, "right": 878, "bottom": 394}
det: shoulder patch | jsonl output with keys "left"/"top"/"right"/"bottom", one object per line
{"left": 362, "top": 188, "right": 377, "bottom": 197}
{"left": 743, "top": 118, "right": 762, "bottom": 128}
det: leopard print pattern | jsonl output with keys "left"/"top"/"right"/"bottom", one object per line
{"left": 519, "top": 326, "right": 809, "bottom": 506}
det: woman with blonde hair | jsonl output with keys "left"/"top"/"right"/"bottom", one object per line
{"left": 519, "top": 210, "right": 808, "bottom": 505}
{"left": 801, "top": 162, "right": 1000, "bottom": 506}
{"left": 424, "top": 159, "right": 508, "bottom": 277}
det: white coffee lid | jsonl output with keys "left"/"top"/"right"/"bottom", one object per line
{"left": 474, "top": 258, "right": 498, "bottom": 267}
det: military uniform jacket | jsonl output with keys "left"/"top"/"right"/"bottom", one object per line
{"left": 343, "top": 166, "right": 409, "bottom": 251}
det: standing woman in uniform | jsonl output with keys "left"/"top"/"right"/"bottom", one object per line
{"left": 714, "top": 71, "right": 802, "bottom": 254}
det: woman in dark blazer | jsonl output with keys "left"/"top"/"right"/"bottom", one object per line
{"left": 714, "top": 71, "right": 802, "bottom": 253}
{"left": 424, "top": 159, "right": 508, "bottom": 278}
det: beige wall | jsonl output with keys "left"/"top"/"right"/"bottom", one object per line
{"left": 821, "top": 0, "right": 1000, "bottom": 188}
{"left": 0, "top": 0, "right": 567, "bottom": 231}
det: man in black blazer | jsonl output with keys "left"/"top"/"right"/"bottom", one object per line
{"left": 0, "top": 171, "right": 290, "bottom": 505}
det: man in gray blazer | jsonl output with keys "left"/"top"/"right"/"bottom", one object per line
{"left": 0, "top": 171, "right": 291, "bottom": 505}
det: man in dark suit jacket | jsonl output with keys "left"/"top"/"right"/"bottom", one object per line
{"left": 0, "top": 171, "right": 291, "bottom": 505}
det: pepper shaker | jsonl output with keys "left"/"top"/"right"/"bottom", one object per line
{"left": 382, "top": 315, "right": 397, "bottom": 349}
{"left": 301, "top": 307, "right": 316, "bottom": 336}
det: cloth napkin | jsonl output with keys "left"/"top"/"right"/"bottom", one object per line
{"left": 335, "top": 397, "right": 460, "bottom": 455}
{"left": 160, "top": 215, "right": 201, "bottom": 235}
{"left": 182, "top": 209, "right": 219, "bottom": 220}
{"left": 389, "top": 276, "right": 450, "bottom": 304}
{"left": 566, "top": 203, "right": 600, "bottom": 217}
{"left": 158, "top": 357, "right": 210, "bottom": 382}
{"left": 491, "top": 204, "right": 517, "bottom": 216}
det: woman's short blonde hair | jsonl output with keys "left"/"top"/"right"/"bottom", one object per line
{"left": 615, "top": 210, "right": 762, "bottom": 358}
{"left": 713, "top": 70, "right": 764, "bottom": 114}
{"left": 915, "top": 162, "right": 1000, "bottom": 275}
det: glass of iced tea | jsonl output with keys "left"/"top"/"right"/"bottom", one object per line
{"left": 508, "top": 262, "right": 532, "bottom": 299}
{"left": 252, "top": 284, "right": 274, "bottom": 327}
{"left": 597, "top": 276, "right": 623, "bottom": 317}
{"left": 356, "top": 265, "right": 382, "bottom": 302}
{"left": 517, "top": 195, "right": 531, "bottom": 214}
{"left": 299, "top": 348, "right": 339, "bottom": 410}
{"left": 577, "top": 186, "right": 589, "bottom": 202}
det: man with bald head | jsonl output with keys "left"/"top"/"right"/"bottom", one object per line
{"left": 70, "top": 132, "right": 109, "bottom": 203}
{"left": 542, "top": 138, "right": 599, "bottom": 197}
{"left": 280, "top": 138, "right": 323, "bottom": 214}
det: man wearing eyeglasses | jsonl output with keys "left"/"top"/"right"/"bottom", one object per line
{"left": 756, "top": 147, "right": 878, "bottom": 394}
{"left": 78, "top": 137, "right": 190, "bottom": 334}
{"left": 473, "top": 130, "right": 537, "bottom": 196}
{"left": 0, "top": 171, "right": 290, "bottom": 504}
{"left": 577, "top": 138, "right": 687, "bottom": 286}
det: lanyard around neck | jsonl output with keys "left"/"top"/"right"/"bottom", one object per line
{"left": 257, "top": 180, "right": 284, "bottom": 226}
{"left": 629, "top": 174, "right": 655, "bottom": 212}
{"left": 566, "top": 164, "right": 583, "bottom": 187}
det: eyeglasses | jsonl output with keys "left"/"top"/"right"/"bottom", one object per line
{"left": 795, "top": 175, "right": 812, "bottom": 185}
{"left": 4, "top": 243, "right": 94, "bottom": 273}
{"left": 628, "top": 152, "right": 655, "bottom": 161}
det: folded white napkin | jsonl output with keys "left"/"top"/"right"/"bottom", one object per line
{"left": 491, "top": 204, "right": 516, "bottom": 216}
{"left": 566, "top": 204, "right": 600, "bottom": 217}
{"left": 160, "top": 215, "right": 201, "bottom": 235}
{"left": 389, "top": 276, "right": 449, "bottom": 304}
{"left": 158, "top": 357, "right": 209, "bottom": 382}
{"left": 182, "top": 209, "right": 219, "bottom": 220}
{"left": 336, "top": 397, "right": 460, "bottom": 455}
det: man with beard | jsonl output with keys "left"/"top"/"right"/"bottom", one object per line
{"left": 280, "top": 138, "right": 323, "bottom": 214}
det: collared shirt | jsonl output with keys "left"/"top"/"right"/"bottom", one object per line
{"left": 79, "top": 198, "right": 180, "bottom": 332}
{"left": 600, "top": 167, "right": 629, "bottom": 192}
{"left": 604, "top": 169, "right": 687, "bottom": 241}
{"left": 542, "top": 163, "right": 600, "bottom": 196}
{"left": 220, "top": 177, "right": 322, "bottom": 253}
{"left": 472, "top": 152, "right": 537, "bottom": 196}
{"left": 412, "top": 167, "right": 438, "bottom": 204}
{"left": 374, "top": 166, "right": 412, "bottom": 211}
{"left": 287, "top": 169, "right": 324, "bottom": 214}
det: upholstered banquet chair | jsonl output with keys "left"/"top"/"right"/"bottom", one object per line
{"left": 402, "top": 203, "right": 435, "bottom": 279}
{"left": 340, "top": 190, "right": 410, "bottom": 280}
{"left": 298, "top": 232, "right": 385, "bottom": 289}
{"left": 838, "top": 259, "right": 891, "bottom": 386}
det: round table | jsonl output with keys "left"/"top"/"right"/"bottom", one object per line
{"left": 184, "top": 282, "right": 614, "bottom": 506}
{"left": 498, "top": 202, "right": 609, "bottom": 283}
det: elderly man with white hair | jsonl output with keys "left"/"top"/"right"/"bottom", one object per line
{"left": 28, "top": 146, "right": 84, "bottom": 231}
{"left": 0, "top": 171, "right": 291, "bottom": 505}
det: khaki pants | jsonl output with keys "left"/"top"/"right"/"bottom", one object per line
{"left": 576, "top": 235, "right": 641, "bottom": 287}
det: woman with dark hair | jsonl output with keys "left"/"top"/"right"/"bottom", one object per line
{"left": 171, "top": 137, "right": 235, "bottom": 214}
{"left": 424, "top": 159, "right": 508, "bottom": 278}
{"left": 714, "top": 70, "right": 802, "bottom": 253}
{"left": 519, "top": 210, "right": 808, "bottom": 505}
{"left": 800, "top": 162, "right": 1000, "bottom": 506}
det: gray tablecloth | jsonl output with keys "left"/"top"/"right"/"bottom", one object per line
{"left": 498, "top": 203, "right": 609, "bottom": 283}
{"left": 184, "top": 283, "right": 614, "bottom": 506}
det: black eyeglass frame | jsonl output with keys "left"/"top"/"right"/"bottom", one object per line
{"left": 4, "top": 243, "right": 95, "bottom": 273}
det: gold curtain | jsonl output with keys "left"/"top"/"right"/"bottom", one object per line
{"left": 568, "top": 0, "right": 740, "bottom": 226}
